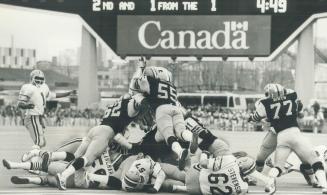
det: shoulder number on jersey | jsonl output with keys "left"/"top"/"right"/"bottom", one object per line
{"left": 208, "top": 173, "right": 233, "bottom": 195}
{"left": 157, "top": 82, "right": 177, "bottom": 103}
{"left": 103, "top": 101, "right": 122, "bottom": 118}
{"left": 270, "top": 100, "right": 293, "bottom": 120}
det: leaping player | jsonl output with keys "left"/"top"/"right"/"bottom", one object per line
{"left": 133, "top": 66, "right": 197, "bottom": 170}
{"left": 55, "top": 93, "right": 148, "bottom": 190}
{"left": 248, "top": 83, "right": 327, "bottom": 194}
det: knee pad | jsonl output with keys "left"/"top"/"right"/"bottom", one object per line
{"left": 300, "top": 163, "right": 314, "bottom": 175}
{"left": 255, "top": 160, "right": 265, "bottom": 172}
{"left": 167, "top": 136, "right": 178, "bottom": 147}
{"left": 198, "top": 130, "right": 217, "bottom": 151}
{"left": 312, "top": 161, "right": 324, "bottom": 172}
{"left": 72, "top": 157, "right": 87, "bottom": 170}
{"left": 64, "top": 152, "right": 75, "bottom": 162}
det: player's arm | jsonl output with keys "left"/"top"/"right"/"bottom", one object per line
{"left": 87, "top": 173, "right": 122, "bottom": 190}
{"left": 129, "top": 58, "right": 147, "bottom": 95}
{"left": 149, "top": 159, "right": 166, "bottom": 193}
{"left": 54, "top": 90, "right": 76, "bottom": 98}
{"left": 113, "top": 133, "right": 133, "bottom": 149}
{"left": 17, "top": 85, "right": 34, "bottom": 109}
{"left": 248, "top": 100, "right": 267, "bottom": 122}
{"left": 127, "top": 93, "right": 149, "bottom": 117}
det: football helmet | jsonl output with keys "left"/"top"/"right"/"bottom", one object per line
{"left": 143, "top": 67, "right": 173, "bottom": 83}
{"left": 122, "top": 167, "right": 143, "bottom": 191}
{"left": 237, "top": 156, "right": 256, "bottom": 176}
{"left": 30, "top": 69, "right": 45, "bottom": 87}
{"left": 264, "top": 83, "right": 285, "bottom": 100}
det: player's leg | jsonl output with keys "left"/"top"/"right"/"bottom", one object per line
{"left": 160, "top": 163, "right": 186, "bottom": 182}
{"left": 23, "top": 115, "right": 42, "bottom": 147}
{"left": 156, "top": 105, "right": 188, "bottom": 170}
{"left": 208, "top": 137, "right": 231, "bottom": 157}
{"left": 268, "top": 130, "right": 293, "bottom": 178}
{"left": 256, "top": 130, "right": 277, "bottom": 172}
{"left": 56, "top": 125, "right": 115, "bottom": 190}
{"left": 161, "top": 179, "right": 185, "bottom": 192}
{"left": 34, "top": 115, "right": 46, "bottom": 147}
{"left": 291, "top": 128, "right": 327, "bottom": 192}
{"left": 185, "top": 164, "right": 201, "bottom": 195}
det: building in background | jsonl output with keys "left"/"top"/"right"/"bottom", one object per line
{"left": 0, "top": 46, "right": 36, "bottom": 69}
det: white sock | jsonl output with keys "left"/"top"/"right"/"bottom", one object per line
{"left": 268, "top": 168, "right": 280, "bottom": 178}
{"left": 88, "top": 173, "right": 108, "bottom": 184}
{"left": 27, "top": 176, "right": 42, "bottom": 185}
{"left": 181, "top": 130, "right": 193, "bottom": 142}
{"left": 315, "top": 170, "right": 327, "bottom": 188}
{"left": 171, "top": 142, "right": 183, "bottom": 157}
{"left": 61, "top": 166, "right": 76, "bottom": 180}
{"left": 9, "top": 161, "right": 32, "bottom": 170}
{"left": 250, "top": 170, "right": 271, "bottom": 184}
{"left": 173, "top": 185, "right": 187, "bottom": 192}
{"left": 50, "top": 152, "right": 67, "bottom": 161}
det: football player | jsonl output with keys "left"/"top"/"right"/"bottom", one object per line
{"left": 18, "top": 69, "right": 75, "bottom": 150}
{"left": 135, "top": 66, "right": 196, "bottom": 170}
{"left": 88, "top": 153, "right": 186, "bottom": 193}
{"left": 248, "top": 83, "right": 327, "bottom": 194}
{"left": 182, "top": 153, "right": 249, "bottom": 195}
{"left": 3, "top": 141, "right": 122, "bottom": 190}
{"left": 265, "top": 144, "right": 327, "bottom": 186}
{"left": 55, "top": 93, "right": 148, "bottom": 190}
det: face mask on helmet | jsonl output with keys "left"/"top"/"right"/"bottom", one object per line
{"left": 30, "top": 70, "right": 45, "bottom": 87}
{"left": 33, "top": 76, "right": 44, "bottom": 86}
{"left": 264, "top": 83, "right": 285, "bottom": 100}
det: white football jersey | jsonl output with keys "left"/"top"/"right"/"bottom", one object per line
{"left": 18, "top": 83, "right": 55, "bottom": 115}
{"left": 199, "top": 155, "right": 248, "bottom": 195}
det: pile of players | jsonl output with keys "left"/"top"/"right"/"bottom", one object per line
{"left": 2, "top": 61, "right": 327, "bottom": 195}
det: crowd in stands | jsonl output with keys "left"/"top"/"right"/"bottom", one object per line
{"left": 185, "top": 104, "right": 263, "bottom": 131}
{"left": 0, "top": 105, "right": 104, "bottom": 127}
{"left": 0, "top": 102, "right": 324, "bottom": 132}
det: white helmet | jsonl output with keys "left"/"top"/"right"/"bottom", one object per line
{"left": 122, "top": 167, "right": 143, "bottom": 191}
{"left": 236, "top": 156, "right": 256, "bottom": 176}
{"left": 143, "top": 66, "right": 173, "bottom": 83}
{"left": 30, "top": 69, "right": 45, "bottom": 87}
{"left": 264, "top": 83, "right": 285, "bottom": 101}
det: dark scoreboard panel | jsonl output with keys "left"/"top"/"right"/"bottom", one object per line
{"left": 1, "top": 0, "right": 327, "bottom": 58}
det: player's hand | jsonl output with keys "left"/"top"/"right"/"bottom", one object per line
{"left": 146, "top": 187, "right": 158, "bottom": 193}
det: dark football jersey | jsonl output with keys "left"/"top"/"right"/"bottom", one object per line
{"left": 147, "top": 76, "right": 177, "bottom": 108}
{"left": 260, "top": 92, "right": 299, "bottom": 133}
{"left": 101, "top": 98, "right": 134, "bottom": 134}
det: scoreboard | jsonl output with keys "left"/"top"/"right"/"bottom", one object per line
{"left": 1, "top": 0, "right": 327, "bottom": 59}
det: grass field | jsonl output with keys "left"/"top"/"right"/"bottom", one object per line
{"left": 1, "top": 126, "right": 327, "bottom": 195}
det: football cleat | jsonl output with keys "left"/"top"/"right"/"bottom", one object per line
{"left": 56, "top": 173, "right": 67, "bottom": 190}
{"left": 41, "top": 152, "right": 50, "bottom": 172}
{"left": 265, "top": 177, "right": 276, "bottom": 195}
{"left": 11, "top": 176, "right": 29, "bottom": 184}
{"left": 2, "top": 159, "right": 11, "bottom": 169}
{"left": 178, "top": 149, "right": 188, "bottom": 170}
